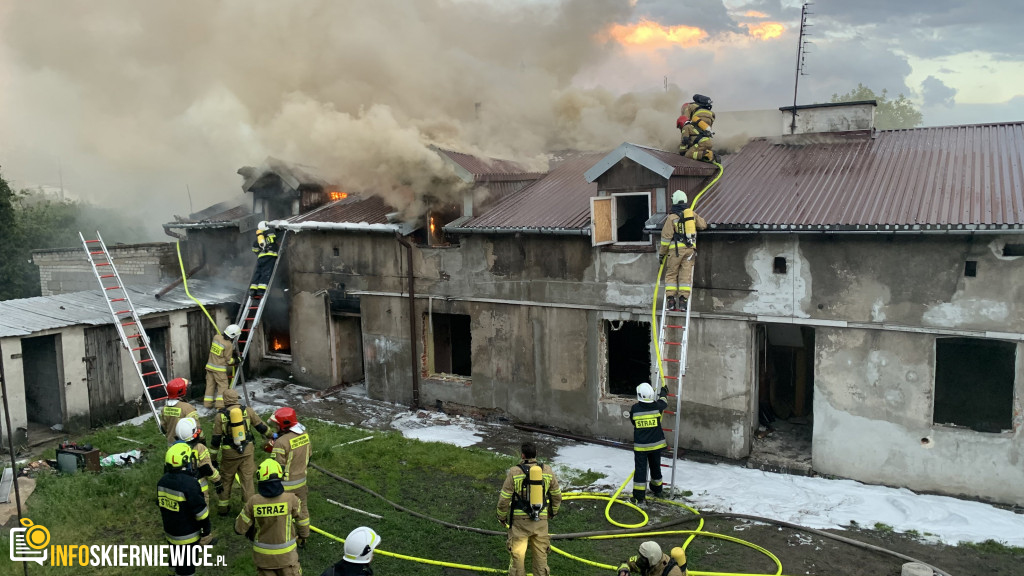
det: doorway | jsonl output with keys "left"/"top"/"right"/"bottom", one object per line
{"left": 750, "top": 323, "right": 814, "bottom": 473}
{"left": 22, "top": 335, "right": 65, "bottom": 428}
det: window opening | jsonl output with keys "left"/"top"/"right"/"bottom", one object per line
{"left": 773, "top": 256, "right": 788, "bottom": 274}
{"left": 612, "top": 193, "right": 651, "bottom": 243}
{"left": 934, "top": 337, "right": 1015, "bottom": 433}
{"left": 1003, "top": 244, "right": 1024, "bottom": 257}
{"left": 964, "top": 260, "right": 977, "bottom": 277}
{"left": 606, "top": 320, "right": 652, "bottom": 396}
{"left": 431, "top": 313, "right": 472, "bottom": 377}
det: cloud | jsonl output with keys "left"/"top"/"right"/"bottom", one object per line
{"left": 632, "top": 0, "right": 739, "bottom": 35}
{"left": 921, "top": 75, "right": 957, "bottom": 108}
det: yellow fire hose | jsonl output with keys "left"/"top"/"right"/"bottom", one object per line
{"left": 175, "top": 241, "right": 220, "bottom": 333}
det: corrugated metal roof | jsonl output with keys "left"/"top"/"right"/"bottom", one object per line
{"left": 584, "top": 143, "right": 716, "bottom": 182}
{"left": 436, "top": 148, "right": 545, "bottom": 182}
{"left": 175, "top": 197, "right": 251, "bottom": 225}
{"left": 0, "top": 280, "right": 239, "bottom": 338}
{"left": 289, "top": 194, "right": 394, "bottom": 225}
{"left": 630, "top": 144, "right": 720, "bottom": 176}
{"left": 455, "top": 152, "right": 605, "bottom": 231}
{"left": 699, "top": 123, "right": 1024, "bottom": 230}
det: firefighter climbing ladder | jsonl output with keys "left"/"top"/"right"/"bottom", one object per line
{"left": 79, "top": 231, "right": 169, "bottom": 432}
{"left": 228, "top": 231, "right": 288, "bottom": 391}
{"left": 653, "top": 161, "right": 723, "bottom": 496}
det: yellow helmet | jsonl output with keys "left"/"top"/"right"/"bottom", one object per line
{"left": 165, "top": 443, "right": 195, "bottom": 470}
{"left": 257, "top": 459, "right": 284, "bottom": 482}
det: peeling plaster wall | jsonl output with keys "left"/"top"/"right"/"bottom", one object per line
{"left": 0, "top": 337, "right": 28, "bottom": 446}
{"left": 814, "top": 327, "right": 1024, "bottom": 505}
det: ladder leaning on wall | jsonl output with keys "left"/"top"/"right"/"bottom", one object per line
{"left": 79, "top": 231, "right": 169, "bottom": 433}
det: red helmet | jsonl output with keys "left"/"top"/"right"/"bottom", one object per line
{"left": 676, "top": 115, "right": 689, "bottom": 130}
{"left": 167, "top": 378, "right": 189, "bottom": 400}
{"left": 270, "top": 407, "right": 297, "bottom": 430}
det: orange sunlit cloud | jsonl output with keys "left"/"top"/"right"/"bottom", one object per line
{"left": 744, "top": 22, "right": 785, "bottom": 40}
{"left": 607, "top": 19, "right": 707, "bottom": 50}
{"left": 744, "top": 10, "right": 769, "bottom": 18}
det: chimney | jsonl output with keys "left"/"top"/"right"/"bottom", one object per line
{"left": 778, "top": 100, "right": 877, "bottom": 135}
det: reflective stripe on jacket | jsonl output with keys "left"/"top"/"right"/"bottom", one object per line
{"left": 205, "top": 334, "right": 234, "bottom": 372}
{"left": 234, "top": 492, "right": 309, "bottom": 569}
{"left": 272, "top": 430, "right": 311, "bottom": 490}
{"left": 496, "top": 459, "right": 562, "bottom": 521}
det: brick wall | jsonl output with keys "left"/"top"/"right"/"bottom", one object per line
{"left": 33, "top": 243, "right": 179, "bottom": 296}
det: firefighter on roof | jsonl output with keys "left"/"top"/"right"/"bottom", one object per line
{"left": 157, "top": 443, "right": 211, "bottom": 576}
{"left": 205, "top": 323, "right": 241, "bottom": 408}
{"left": 659, "top": 190, "right": 708, "bottom": 312}
{"left": 628, "top": 383, "right": 669, "bottom": 505}
{"left": 679, "top": 94, "right": 718, "bottom": 163}
{"left": 235, "top": 459, "right": 310, "bottom": 576}
{"left": 212, "top": 388, "right": 270, "bottom": 516}
{"left": 250, "top": 221, "right": 279, "bottom": 298}
{"left": 617, "top": 541, "right": 686, "bottom": 576}
{"left": 161, "top": 378, "right": 197, "bottom": 445}
{"left": 496, "top": 442, "right": 562, "bottom": 576}
{"left": 268, "top": 406, "right": 312, "bottom": 520}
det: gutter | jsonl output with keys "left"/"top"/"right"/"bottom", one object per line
{"left": 443, "top": 225, "right": 590, "bottom": 236}
{"left": 393, "top": 233, "right": 420, "bottom": 410}
{"left": 706, "top": 225, "right": 1024, "bottom": 235}
{"left": 270, "top": 220, "right": 400, "bottom": 233}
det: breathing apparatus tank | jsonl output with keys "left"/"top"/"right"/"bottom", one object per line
{"left": 682, "top": 208, "right": 697, "bottom": 247}
{"left": 670, "top": 546, "right": 687, "bottom": 569}
{"left": 528, "top": 465, "right": 544, "bottom": 521}
{"left": 228, "top": 406, "right": 246, "bottom": 448}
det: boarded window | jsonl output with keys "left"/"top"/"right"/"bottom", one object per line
{"left": 933, "top": 338, "right": 1016, "bottom": 433}
{"left": 431, "top": 313, "right": 472, "bottom": 377}
{"left": 590, "top": 196, "right": 615, "bottom": 246}
{"left": 607, "top": 320, "right": 652, "bottom": 396}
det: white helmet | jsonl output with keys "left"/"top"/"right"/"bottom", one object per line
{"left": 672, "top": 190, "right": 687, "bottom": 205}
{"left": 175, "top": 417, "right": 200, "bottom": 443}
{"left": 636, "top": 382, "right": 656, "bottom": 403}
{"left": 224, "top": 324, "right": 242, "bottom": 339}
{"left": 257, "top": 220, "right": 269, "bottom": 232}
{"left": 639, "top": 540, "right": 663, "bottom": 566}
{"left": 343, "top": 526, "right": 380, "bottom": 564}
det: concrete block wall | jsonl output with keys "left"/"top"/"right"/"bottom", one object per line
{"left": 33, "top": 243, "right": 178, "bottom": 296}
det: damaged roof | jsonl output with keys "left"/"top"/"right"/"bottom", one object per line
{"left": 170, "top": 196, "right": 251, "bottom": 227}
{"left": 238, "top": 157, "right": 330, "bottom": 195}
{"left": 276, "top": 194, "right": 417, "bottom": 234}
{"left": 0, "top": 280, "right": 239, "bottom": 338}
{"left": 700, "top": 122, "right": 1024, "bottom": 231}
{"left": 435, "top": 148, "right": 545, "bottom": 183}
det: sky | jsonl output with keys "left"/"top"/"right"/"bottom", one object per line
{"left": 1, "top": 0, "right": 1021, "bottom": 237}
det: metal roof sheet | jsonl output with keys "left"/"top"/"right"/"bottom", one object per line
{"left": 584, "top": 143, "right": 717, "bottom": 182}
{"left": 0, "top": 280, "right": 239, "bottom": 338}
{"left": 288, "top": 194, "right": 394, "bottom": 225}
{"left": 456, "top": 152, "right": 605, "bottom": 231}
{"left": 699, "top": 123, "right": 1024, "bottom": 230}
{"left": 436, "top": 148, "right": 545, "bottom": 182}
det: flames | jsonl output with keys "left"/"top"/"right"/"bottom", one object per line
{"left": 607, "top": 19, "right": 706, "bottom": 49}
{"left": 272, "top": 336, "right": 285, "bottom": 351}
{"left": 429, "top": 216, "right": 436, "bottom": 236}
{"left": 328, "top": 190, "right": 348, "bottom": 201}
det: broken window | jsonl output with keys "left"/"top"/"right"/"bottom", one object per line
{"left": 590, "top": 192, "right": 652, "bottom": 246}
{"left": 933, "top": 337, "right": 1016, "bottom": 433}
{"left": 606, "top": 320, "right": 652, "bottom": 396}
{"left": 430, "top": 313, "right": 472, "bottom": 377}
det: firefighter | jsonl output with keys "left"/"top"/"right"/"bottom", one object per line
{"left": 319, "top": 526, "right": 381, "bottom": 575}
{"left": 212, "top": 388, "right": 270, "bottom": 516}
{"left": 205, "top": 323, "right": 241, "bottom": 408}
{"left": 617, "top": 541, "right": 685, "bottom": 576}
{"left": 157, "top": 443, "right": 212, "bottom": 576}
{"left": 161, "top": 378, "right": 197, "bottom": 445}
{"left": 268, "top": 406, "right": 311, "bottom": 520}
{"left": 496, "top": 442, "right": 562, "bottom": 576}
{"left": 628, "top": 383, "right": 669, "bottom": 505}
{"left": 249, "top": 221, "right": 279, "bottom": 298}
{"left": 175, "top": 418, "right": 223, "bottom": 518}
{"left": 235, "top": 459, "right": 310, "bottom": 576}
{"left": 659, "top": 190, "right": 708, "bottom": 312}
{"left": 679, "top": 94, "right": 718, "bottom": 163}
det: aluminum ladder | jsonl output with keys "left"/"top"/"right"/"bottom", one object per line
{"left": 655, "top": 264, "right": 696, "bottom": 496}
{"left": 79, "top": 231, "right": 168, "bottom": 432}
{"left": 228, "top": 231, "right": 287, "bottom": 391}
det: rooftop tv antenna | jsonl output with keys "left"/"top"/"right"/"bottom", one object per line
{"left": 790, "top": 2, "right": 814, "bottom": 134}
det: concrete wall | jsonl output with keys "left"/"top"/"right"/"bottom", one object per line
{"left": 780, "top": 102, "right": 876, "bottom": 135}
{"left": 33, "top": 243, "right": 179, "bottom": 296}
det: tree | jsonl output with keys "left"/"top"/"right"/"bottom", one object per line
{"left": 0, "top": 168, "right": 29, "bottom": 301}
{"left": 830, "top": 83, "right": 923, "bottom": 130}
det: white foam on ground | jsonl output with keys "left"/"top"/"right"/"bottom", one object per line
{"left": 390, "top": 412, "right": 484, "bottom": 448}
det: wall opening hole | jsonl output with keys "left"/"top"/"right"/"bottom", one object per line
{"left": 964, "top": 260, "right": 977, "bottom": 277}
{"left": 773, "top": 256, "right": 788, "bottom": 274}
{"left": 332, "top": 247, "right": 339, "bottom": 257}
{"left": 934, "top": 337, "right": 1015, "bottom": 432}
{"left": 606, "top": 320, "right": 651, "bottom": 396}
{"left": 430, "top": 313, "right": 472, "bottom": 377}
{"left": 1002, "top": 244, "right": 1024, "bottom": 257}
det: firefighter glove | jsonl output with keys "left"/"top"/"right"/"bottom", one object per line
{"left": 297, "top": 537, "right": 307, "bottom": 549}
{"left": 659, "top": 254, "right": 666, "bottom": 266}
{"left": 214, "top": 480, "right": 224, "bottom": 495}
{"left": 618, "top": 563, "right": 631, "bottom": 576}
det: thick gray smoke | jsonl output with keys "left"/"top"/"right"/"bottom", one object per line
{"left": 0, "top": 0, "right": 702, "bottom": 228}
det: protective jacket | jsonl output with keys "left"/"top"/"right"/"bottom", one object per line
{"left": 193, "top": 442, "right": 222, "bottom": 498}
{"left": 212, "top": 403, "right": 269, "bottom": 456}
{"left": 320, "top": 561, "right": 373, "bottom": 576}
{"left": 157, "top": 470, "right": 210, "bottom": 545}
{"left": 496, "top": 458, "right": 562, "bottom": 524}
{"left": 623, "top": 553, "right": 685, "bottom": 576}
{"left": 272, "top": 424, "right": 311, "bottom": 492}
{"left": 659, "top": 206, "right": 708, "bottom": 255}
{"left": 205, "top": 333, "right": 235, "bottom": 374}
{"left": 160, "top": 399, "right": 198, "bottom": 444}
{"left": 253, "top": 229, "right": 279, "bottom": 258}
{"left": 629, "top": 386, "right": 670, "bottom": 452}
{"left": 235, "top": 480, "right": 310, "bottom": 569}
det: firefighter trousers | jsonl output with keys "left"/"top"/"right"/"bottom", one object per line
{"left": 507, "top": 518, "right": 550, "bottom": 576}
{"left": 218, "top": 450, "right": 255, "bottom": 512}
{"left": 250, "top": 256, "right": 277, "bottom": 293}
{"left": 632, "top": 448, "right": 664, "bottom": 502}
{"left": 204, "top": 369, "right": 229, "bottom": 409}
{"left": 256, "top": 566, "right": 301, "bottom": 576}
{"left": 285, "top": 485, "right": 309, "bottom": 521}
{"left": 664, "top": 248, "right": 696, "bottom": 299}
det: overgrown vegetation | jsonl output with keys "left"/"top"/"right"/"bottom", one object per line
{"left": 0, "top": 167, "right": 147, "bottom": 301}
{"left": 828, "top": 83, "right": 924, "bottom": 129}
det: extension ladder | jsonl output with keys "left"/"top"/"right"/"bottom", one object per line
{"left": 655, "top": 261, "right": 696, "bottom": 496}
{"left": 79, "top": 231, "right": 168, "bottom": 432}
{"left": 228, "top": 232, "right": 287, "bottom": 391}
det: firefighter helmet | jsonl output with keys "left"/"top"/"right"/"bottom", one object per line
{"left": 175, "top": 417, "right": 201, "bottom": 443}
{"left": 257, "top": 220, "right": 269, "bottom": 232}
{"left": 257, "top": 459, "right": 284, "bottom": 482}
{"left": 343, "top": 526, "right": 380, "bottom": 564}
{"left": 636, "top": 382, "right": 656, "bottom": 403}
{"left": 166, "top": 377, "right": 189, "bottom": 399}
{"left": 224, "top": 324, "right": 242, "bottom": 339}
{"left": 672, "top": 190, "right": 687, "bottom": 205}
{"left": 639, "top": 540, "right": 663, "bottom": 568}
{"left": 693, "top": 93, "right": 712, "bottom": 108}
{"left": 270, "top": 407, "right": 297, "bottom": 430}
{"left": 165, "top": 443, "right": 195, "bottom": 470}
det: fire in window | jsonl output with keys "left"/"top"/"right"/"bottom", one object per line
{"left": 328, "top": 190, "right": 348, "bottom": 202}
